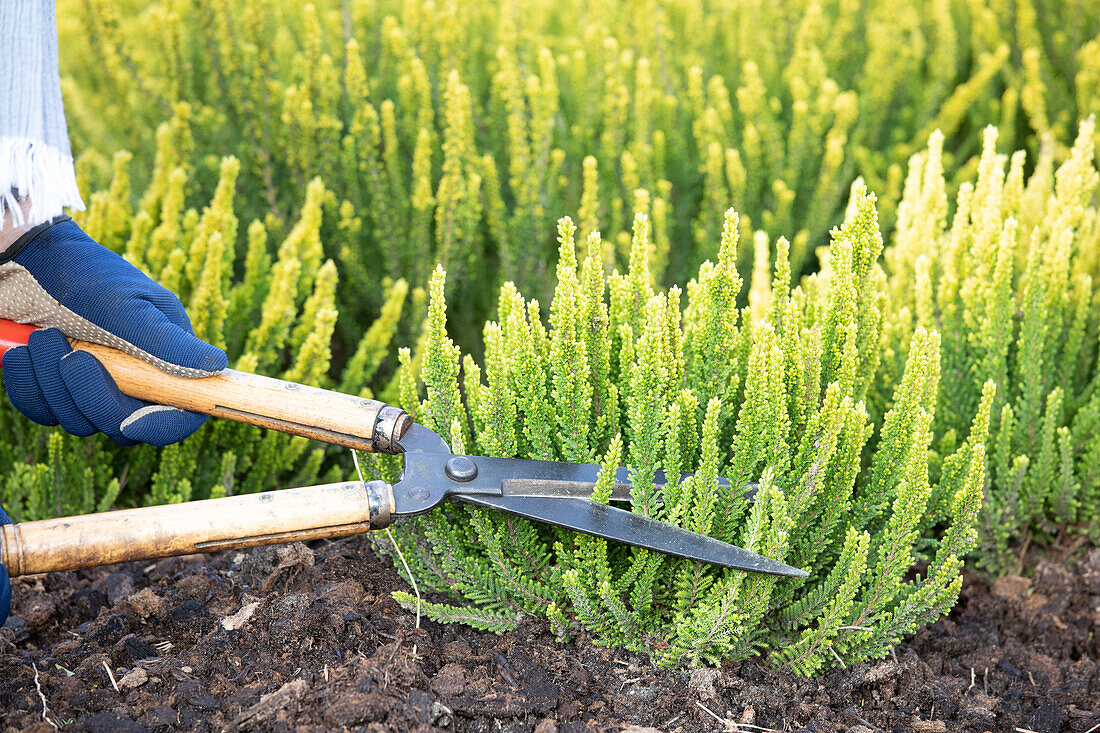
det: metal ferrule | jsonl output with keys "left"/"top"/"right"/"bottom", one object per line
{"left": 372, "top": 406, "right": 411, "bottom": 454}
{"left": 365, "top": 480, "right": 395, "bottom": 529}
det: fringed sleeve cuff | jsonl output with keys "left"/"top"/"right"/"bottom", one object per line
{"left": 1, "top": 1, "right": 85, "bottom": 228}
{"left": 1, "top": 136, "right": 85, "bottom": 229}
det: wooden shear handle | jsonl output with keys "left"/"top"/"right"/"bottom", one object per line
{"left": 0, "top": 480, "right": 396, "bottom": 577}
{"left": 0, "top": 318, "right": 410, "bottom": 453}
{"left": 0, "top": 318, "right": 408, "bottom": 576}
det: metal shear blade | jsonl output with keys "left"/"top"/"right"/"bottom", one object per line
{"left": 391, "top": 425, "right": 808, "bottom": 578}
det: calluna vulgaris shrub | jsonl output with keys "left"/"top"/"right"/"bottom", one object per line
{"left": 363, "top": 119, "right": 1099, "bottom": 669}
{"left": 57, "top": 0, "right": 1100, "bottom": 342}
{"left": 363, "top": 184, "right": 992, "bottom": 673}
{"left": 883, "top": 118, "right": 1100, "bottom": 571}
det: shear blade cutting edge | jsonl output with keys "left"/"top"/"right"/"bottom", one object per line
{"left": 390, "top": 425, "right": 808, "bottom": 578}
{"left": 458, "top": 495, "right": 807, "bottom": 577}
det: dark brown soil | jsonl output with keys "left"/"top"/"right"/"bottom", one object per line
{"left": 2, "top": 537, "right": 1098, "bottom": 733}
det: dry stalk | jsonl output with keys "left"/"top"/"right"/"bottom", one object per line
{"left": 693, "top": 700, "right": 779, "bottom": 733}
{"left": 31, "top": 663, "right": 59, "bottom": 730}
{"left": 103, "top": 660, "right": 120, "bottom": 692}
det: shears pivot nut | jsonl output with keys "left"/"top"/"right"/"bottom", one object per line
{"left": 445, "top": 456, "right": 478, "bottom": 482}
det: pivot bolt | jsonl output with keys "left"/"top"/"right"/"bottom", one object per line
{"left": 445, "top": 456, "right": 478, "bottom": 482}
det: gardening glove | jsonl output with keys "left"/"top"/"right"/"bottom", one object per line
{"left": 0, "top": 216, "right": 227, "bottom": 446}
{"left": 0, "top": 505, "right": 11, "bottom": 627}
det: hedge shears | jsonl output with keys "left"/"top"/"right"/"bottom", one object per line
{"left": 0, "top": 317, "right": 807, "bottom": 580}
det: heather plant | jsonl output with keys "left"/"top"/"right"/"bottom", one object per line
{"left": 360, "top": 190, "right": 991, "bottom": 672}
{"left": 1, "top": 119, "right": 408, "bottom": 521}
{"left": 58, "top": 0, "right": 1099, "bottom": 343}
{"left": 882, "top": 117, "right": 1100, "bottom": 571}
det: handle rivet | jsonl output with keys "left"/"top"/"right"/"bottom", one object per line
{"left": 359, "top": 398, "right": 372, "bottom": 407}
{"left": 445, "top": 456, "right": 478, "bottom": 482}
{"left": 409, "top": 487, "right": 430, "bottom": 502}
{"left": 284, "top": 382, "right": 299, "bottom": 391}
{"left": 259, "top": 493, "right": 273, "bottom": 503}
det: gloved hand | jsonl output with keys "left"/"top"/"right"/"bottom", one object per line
{"left": 0, "top": 216, "right": 227, "bottom": 446}
{"left": 1, "top": 505, "right": 11, "bottom": 627}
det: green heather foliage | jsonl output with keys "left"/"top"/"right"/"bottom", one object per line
{"left": 363, "top": 189, "right": 991, "bottom": 672}
{"left": 1, "top": 128, "right": 407, "bottom": 521}
{"left": 882, "top": 117, "right": 1100, "bottom": 571}
{"left": 58, "top": 0, "right": 1099, "bottom": 341}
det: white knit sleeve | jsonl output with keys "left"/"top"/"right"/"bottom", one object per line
{"left": 0, "top": 1, "right": 85, "bottom": 229}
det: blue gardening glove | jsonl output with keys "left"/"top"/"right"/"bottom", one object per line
{"left": 0, "top": 216, "right": 227, "bottom": 446}
{"left": 1, "top": 505, "right": 11, "bottom": 627}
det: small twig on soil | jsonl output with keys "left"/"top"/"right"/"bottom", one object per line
{"left": 845, "top": 709, "right": 881, "bottom": 732}
{"left": 224, "top": 679, "right": 308, "bottom": 733}
{"left": 103, "top": 660, "right": 120, "bottom": 693}
{"left": 664, "top": 714, "right": 682, "bottom": 728}
{"left": 1016, "top": 728, "right": 1042, "bottom": 733}
{"left": 1082, "top": 723, "right": 1100, "bottom": 733}
{"left": 695, "top": 700, "right": 728, "bottom": 726}
{"left": 967, "top": 667, "right": 976, "bottom": 694}
{"left": 694, "top": 701, "right": 779, "bottom": 733}
{"left": 32, "top": 663, "right": 59, "bottom": 731}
